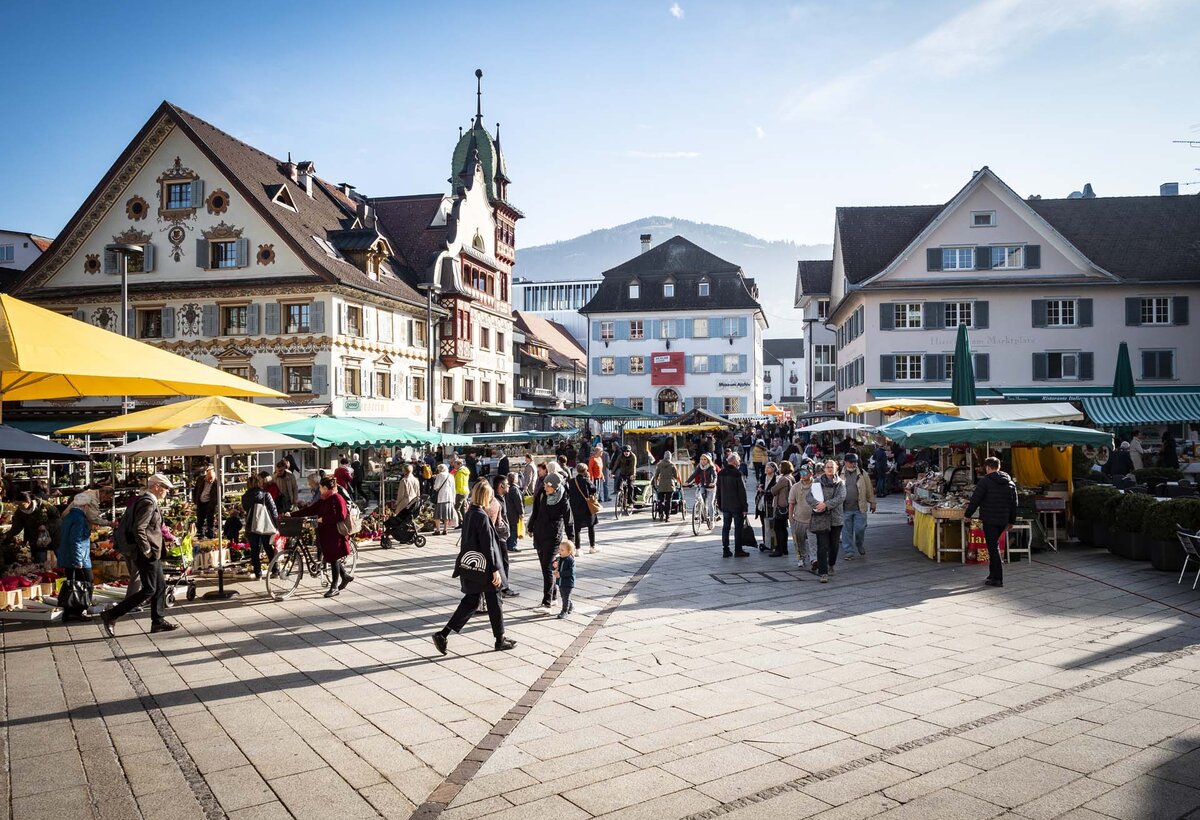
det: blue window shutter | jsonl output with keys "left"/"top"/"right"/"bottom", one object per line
{"left": 236, "top": 238, "right": 250, "bottom": 268}
{"left": 738, "top": 354, "right": 747, "bottom": 373}
{"left": 143, "top": 243, "right": 155, "bottom": 273}
{"left": 191, "top": 179, "right": 204, "bottom": 206}
{"left": 1174, "top": 296, "right": 1189, "bottom": 326}
{"left": 1032, "top": 353, "right": 1047, "bottom": 381}
{"left": 924, "top": 354, "right": 942, "bottom": 381}
{"left": 1077, "top": 299, "right": 1093, "bottom": 327}
{"left": 615, "top": 397, "right": 630, "bottom": 408}
{"left": 246, "top": 303, "right": 261, "bottom": 335}
{"left": 684, "top": 355, "right": 693, "bottom": 372}
{"left": 202, "top": 304, "right": 218, "bottom": 336}
{"left": 879, "top": 355, "right": 895, "bottom": 382}
{"left": 195, "top": 239, "right": 208, "bottom": 269}
{"left": 684, "top": 397, "right": 695, "bottom": 411}
{"left": 738, "top": 397, "right": 747, "bottom": 413}
{"left": 161, "top": 307, "right": 174, "bottom": 338}
{"left": 974, "top": 301, "right": 989, "bottom": 329}
{"left": 682, "top": 319, "right": 693, "bottom": 338}
{"left": 650, "top": 319, "right": 661, "bottom": 339}
{"left": 267, "top": 366, "right": 283, "bottom": 392}
{"left": 591, "top": 357, "right": 600, "bottom": 375}
{"left": 591, "top": 322, "right": 601, "bottom": 341}
{"left": 738, "top": 317, "right": 748, "bottom": 337}
{"left": 1025, "top": 245, "right": 1041, "bottom": 269}
{"left": 1031, "top": 300, "right": 1047, "bottom": 328}
{"left": 1125, "top": 298, "right": 1141, "bottom": 326}
{"left": 926, "top": 249, "right": 942, "bottom": 271}
{"left": 312, "top": 365, "right": 328, "bottom": 395}
{"left": 974, "top": 353, "right": 990, "bottom": 382}
{"left": 311, "top": 301, "right": 325, "bottom": 333}
{"left": 1079, "top": 352, "right": 1094, "bottom": 381}
{"left": 265, "top": 302, "right": 280, "bottom": 335}
{"left": 617, "top": 357, "right": 630, "bottom": 375}
{"left": 879, "top": 303, "right": 894, "bottom": 331}
{"left": 103, "top": 249, "right": 119, "bottom": 275}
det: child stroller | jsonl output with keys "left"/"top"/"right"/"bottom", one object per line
{"left": 652, "top": 479, "right": 687, "bottom": 522}
{"left": 382, "top": 502, "right": 426, "bottom": 548}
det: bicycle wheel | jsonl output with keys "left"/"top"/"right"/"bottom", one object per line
{"left": 614, "top": 491, "right": 623, "bottom": 519}
{"left": 343, "top": 542, "right": 359, "bottom": 576}
{"left": 266, "top": 548, "right": 303, "bottom": 600}
{"left": 692, "top": 499, "right": 701, "bottom": 536}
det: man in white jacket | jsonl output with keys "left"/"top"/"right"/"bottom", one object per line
{"left": 1130, "top": 430, "right": 1146, "bottom": 471}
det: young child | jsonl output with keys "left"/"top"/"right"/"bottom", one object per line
{"left": 553, "top": 539, "right": 576, "bottom": 619}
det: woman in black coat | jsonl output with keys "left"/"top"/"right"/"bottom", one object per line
{"left": 528, "top": 471, "right": 575, "bottom": 608}
{"left": 566, "top": 463, "right": 597, "bottom": 554}
{"left": 241, "top": 474, "right": 280, "bottom": 580}
{"left": 432, "top": 480, "right": 515, "bottom": 654}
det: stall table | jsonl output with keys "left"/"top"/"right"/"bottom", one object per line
{"left": 911, "top": 502, "right": 965, "bottom": 563}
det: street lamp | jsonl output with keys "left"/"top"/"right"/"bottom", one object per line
{"left": 416, "top": 281, "right": 441, "bottom": 432}
{"left": 106, "top": 242, "right": 143, "bottom": 415}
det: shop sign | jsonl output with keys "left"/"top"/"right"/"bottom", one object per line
{"left": 717, "top": 380, "right": 751, "bottom": 390}
{"left": 651, "top": 351, "right": 685, "bottom": 386}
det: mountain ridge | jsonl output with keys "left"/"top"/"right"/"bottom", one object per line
{"left": 514, "top": 216, "right": 832, "bottom": 338}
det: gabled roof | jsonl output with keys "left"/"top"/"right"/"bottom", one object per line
{"left": 17, "top": 102, "right": 424, "bottom": 305}
{"left": 836, "top": 204, "right": 941, "bottom": 285}
{"left": 373, "top": 194, "right": 447, "bottom": 283}
{"left": 763, "top": 338, "right": 804, "bottom": 365}
{"left": 514, "top": 311, "right": 585, "bottom": 367}
{"left": 29, "top": 235, "right": 52, "bottom": 252}
{"left": 795, "top": 259, "right": 833, "bottom": 300}
{"left": 580, "top": 235, "right": 763, "bottom": 316}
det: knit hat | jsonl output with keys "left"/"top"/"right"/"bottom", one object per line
{"left": 544, "top": 472, "right": 563, "bottom": 489}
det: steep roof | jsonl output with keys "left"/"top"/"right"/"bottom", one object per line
{"left": 17, "top": 102, "right": 425, "bottom": 305}
{"left": 580, "top": 235, "right": 763, "bottom": 316}
{"left": 1026, "top": 195, "right": 1200, "bottom": 282}
{"left": 763, "top": 338, "right": 804, "bottom": 365}
{"left": 795, "top": 259, "right": 833, "bottom": 300}
{"left": 835, "top": 204, "right": 941, "bottom": 285}
{"left": 29, "top": 235, "right": 52, "bottom": 252}
{"left": 372, "top": 194, "right": 447, "bottom": 283}
{"left": 514, "top": 311, "right": 585, "bottom": 366}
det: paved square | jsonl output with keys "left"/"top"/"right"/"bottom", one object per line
{"left": 5, "top": 494, "right": 1200, "bottom": 819}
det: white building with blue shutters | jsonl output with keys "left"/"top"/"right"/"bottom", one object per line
{"left": 579, "top": 235, "right": 766, "bottom": 417}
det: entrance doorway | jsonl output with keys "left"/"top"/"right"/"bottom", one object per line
{"left": 656, "top": 387, "right": 680, "bottom": 417}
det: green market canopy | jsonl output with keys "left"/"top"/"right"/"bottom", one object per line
{"left": 1081, "top": 394, "right": 1200, "bottom": 428}
{"left": 885, "top": 418, "right": 1113, "bottom": 449}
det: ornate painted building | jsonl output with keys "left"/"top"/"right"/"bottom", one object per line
{"left": 13, "top": 75, "right": 520, "bottom": 432}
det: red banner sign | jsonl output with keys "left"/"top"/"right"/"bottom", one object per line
{"left": 966, "top": 527, "right": 1007, "bottom": 564}
{"left": 650, "top": 351, "right": 685, "bottom": 386}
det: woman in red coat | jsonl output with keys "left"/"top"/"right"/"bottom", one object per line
{"left": 292, "top": 477, "right": 353, "bottom": 597}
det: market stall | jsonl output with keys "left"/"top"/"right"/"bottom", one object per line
{"left": 884, "top": 419, "right": 1112, "bottom": 563}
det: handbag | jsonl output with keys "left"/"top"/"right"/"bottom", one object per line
{"left": 578, "top": 478, "right": 601, "bottom": 516}
{"left": 249, "top": 500, "right": 277, "bottom": 536}
{"left": 59, "top": 578, "right": 94, "bottom": 611}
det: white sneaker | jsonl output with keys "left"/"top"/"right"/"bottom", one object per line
{"left": 589, "top": 547, "right": 598, "bottom": 554}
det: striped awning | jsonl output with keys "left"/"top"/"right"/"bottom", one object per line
{"left": 1081, "top": 394, "right": 1200, "bottom": 427}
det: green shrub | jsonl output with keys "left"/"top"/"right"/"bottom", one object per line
{"left": 1113, "top": 494, "right": 1159, "bottom": 534}
{"left": 1142, "top": 498, "right": 1200, "bottom": 542}
{"left": 1134, "top": 467, "right": 1185, "bottom": 485}
{"left": 1073, "top": 484, "right": 1121, "bottom": 523}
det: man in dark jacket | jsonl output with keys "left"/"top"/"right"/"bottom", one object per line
{"left": 102, "top": 474, "right": 180, "bottom": 636}
{"left": 716, "top": 453, "right": 750, "bottom": 558}
{"left": 965, "top": 457, "right": 1018, "bottom": 588}
{"left": 613, "top": 444, "right": 637, "bottom": 506}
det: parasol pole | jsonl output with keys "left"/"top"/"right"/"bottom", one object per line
{"left": 203, "top": 450, "right": 237, "bottom": 600}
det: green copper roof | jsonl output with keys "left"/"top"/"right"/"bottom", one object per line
{"left": 451, "top": 122, "right": 502, "bottom": 201}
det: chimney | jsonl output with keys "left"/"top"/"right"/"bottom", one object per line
{"left": 280, "top": 154, "right": 298, "bottom": 183}
{"left": 357, "top": 199, "right": 372, "bottom": 224}
{"left": 640, "top": 233, "right": 652, "bottom": 253}
{"left": 296, "top": 161, "right": 315, "bottom": 197}
{"left": 340, "top": 182, "right": 356, "bottom": 197}
{"left": 1161, "top": 182, "right": 1180, "bottom": 197}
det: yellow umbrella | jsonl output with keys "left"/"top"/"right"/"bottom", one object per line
{"left": 845, "top": 398, "right": 960, "bottom": 416}
{"left": 762, "top": 404, "right": 786, "bottom": 416}
{"left": 0, "top": 295, "right": 283, "bottom": 411}
{"left": 57, "top": 396, "right": 307, "bottom": 434}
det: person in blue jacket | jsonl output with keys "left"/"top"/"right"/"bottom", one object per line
{"left": 58, "top": 492, "right": 99, "bottom": 622}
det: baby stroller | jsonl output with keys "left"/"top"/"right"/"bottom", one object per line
{"left": 652, "top": 480, "right": 687, "bottom": 522}
{"left": 382, "top": 502, "right": 426, "bottom": 548}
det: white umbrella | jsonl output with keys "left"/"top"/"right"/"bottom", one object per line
{"left": 112, "top": 415, "right": 313, "bottom": 599}
{"left": 801, "top": 420, "right": 874, "bottom": 433}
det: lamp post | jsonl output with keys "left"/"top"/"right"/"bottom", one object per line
{"left": 106, "top": 242, "right": 143, "bottom": 415}
{"left": 803, "top": 316, "right": 816, "bottom": 415}
{"left": 417, "top": 281, "right": 441, "bottom": 432}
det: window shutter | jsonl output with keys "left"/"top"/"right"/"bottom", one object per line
{"left": 923, "top": 302, "right": 943, "bottom": 330}
{"left": 591, "top": 323, "right": 601, "bottom": 341}
{"left": 265, "top": 302, "right": 280, "bottom": 335}
{"left": 879, "top": 303, "right": 894, "bottom": 331}
{"left": 974, "top": 301, "right": 993, "bottom": 331}
{"left": 617, "top": 357, "right": 629, "bottom": 375}
{"left": 974, "top": 353, "right": 989, "bottom": 382}
{"left": 333, "top": 366, "right": 344, "bottom": 396}
{"left": 1125, "top": 298, "right": 1140, "bottom": 326}
{"left": 975, "top": 247, "right": 992, "bottom": 270}
{"left": 161, "top": 307, "right": 175, "bottom": 338}
{"left": 1032, "top": 353, "right": 1048, "bottom": 381}
{"left": 362, "top": 369, "right": 373, "bottom": 398}
{"left": 235, "top": 238, "right": 250, "bottom": 268}
{"left": 1025, "top": 245, "right": 1041, "bottom": 269}
{"left": 1079, "top": 352, "right": 1094, "bottom": 381}
{"left": 143, "top": 243, "right": 156, "bottom": 273}
{"left": 338, "top": 303, "right": 348, "bottom": 334}
{"left": 363, "top": 306, "right": 374, "bottom": 340}
{"left": 1173, "top": 296, "right": 1189, "bottom": 326}
{"left": 408, "top": 319, "right": 416, "bottom": 345}
{"left": 243, "top": 303, "right": 259, "bottom": 335}
{"left": 311, "top": 301, "right": 325, "bottom": 333}
{"left": 191, "top": 179, "right": 205, "bottom": 205}
{"left": 195, "top": 239, "right": 208, "bottom": 269}
{"left": 924, "top": 354, "right": 942, "bottom": 381}
{"left": 308, "top": 364, "right": 326, "bottom": 396}
{"left": 103, "top": 249, "right": 119, "bottom": 275}
{"left": 1031, "top": 300, "right": 1048, "bottom": 328}
{"left": 684, "top": 397, "right": 695, "bottom": 411}
{"left": 709, "top": 354, "right": 722, "bottom": 372}
{"left": 267, "top": 366, "right": 283, "bottom": 392}
{"left": 590, "top": 357, "right": 600, "bottom": 375}
{"left": 737, "top": 317, "right": 748, "bottom": 337}
{"left": 391, "top": 372, "right": 399, "bottom": 400}
{"left": 1141, "top": 351, "right": 1153, "bottom": 379}
{"left": 202, "top": 304, "right": 218, "bottom": 336}
{"left": 617, "top": 321, "right": 629, "bottom": 341}
{"left": 926, "top": 249, "right": 942, "bottom": 271}
{"left": 684, "top": 355, "right": 693, "bottom": 372}
{"left": 879, "top": 355, "right": 895, "bottom": 382}
{"left": 682, "top": 319, "right": 694, "bottom": 338}
{"left": 738, "top": 354, "right": 747, "bottom": 373}
{"left": 615, "top": 398, "right": 630, "bottom": 409}
{"left": 1078, "top": 299, "right": 1093, "bottom": 328}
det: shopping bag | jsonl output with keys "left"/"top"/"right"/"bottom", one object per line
{"left": 58, "top": 578, "right": 94, "bottom": 611}
{"left": 516, "top": 515, "right": 525, "bottom": 540}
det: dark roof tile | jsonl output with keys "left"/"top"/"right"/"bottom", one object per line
{"left": 795, "top": 260, "right": 833, "bottom": 299}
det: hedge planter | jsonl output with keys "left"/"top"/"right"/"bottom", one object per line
{"left": 1074, "top": 519, "right": 1095, "bottom": 547}
{"left": 1150, "top": 538, "right": 1185, "bottom": 572}
{"left": 1097, "top": 525, "right": 1116, "bottom": 554}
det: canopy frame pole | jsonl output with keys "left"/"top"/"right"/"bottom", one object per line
{"left": 203, "top": 453, "right": 238, "bottom": 600}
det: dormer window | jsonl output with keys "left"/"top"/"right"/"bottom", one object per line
{"left": 629, "top": 283, "right": 640, "bottom": 299}
{"left": 271, "top": 184, "right": 298, "bottom": 212}
{"left": 698, "top": 279, "right": 710, "bottom": 297}
{"left": 663, "top": 282, "right": 675, "bottom": 298}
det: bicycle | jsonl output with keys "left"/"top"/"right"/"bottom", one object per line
{"left": 266, "top": 517, "right": 360, "bottom": 601}
{"left": 692, "top": 485, "right": 715, "bottom": 536}
{"left": 614, "top": 477, "right": 633, "bottom": 519}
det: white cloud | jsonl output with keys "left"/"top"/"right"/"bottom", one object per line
{"left": 669, "top": 2, "right": 684, "bottom": 19}
{"left": 755, "top": 125, "right": 766, "bottom": 139}
{"left": 781, "top": 0, "right": 1175, "bottom": 119}
{"left": 623, "top": 149, "right": 701, "bottom": 158}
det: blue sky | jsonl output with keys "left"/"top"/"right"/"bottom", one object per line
{"left": 1, "top": 0, "right": 1195, "bottom": 250}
